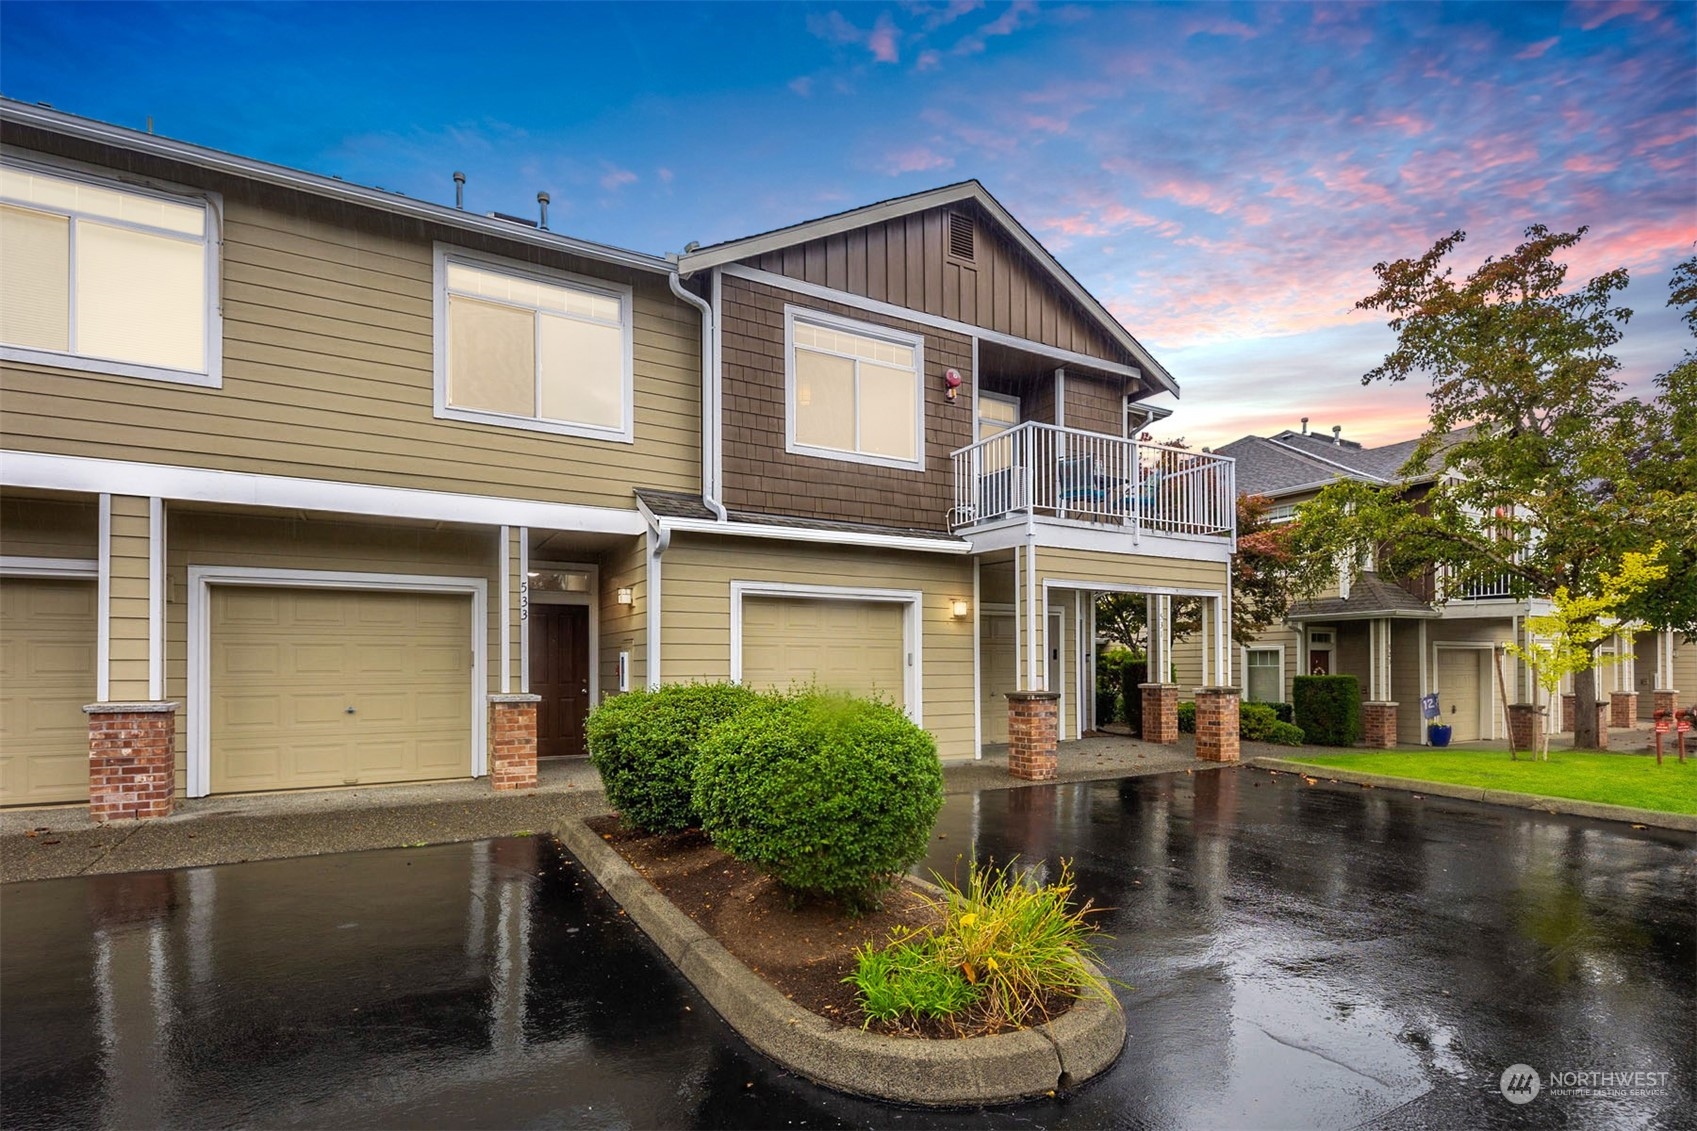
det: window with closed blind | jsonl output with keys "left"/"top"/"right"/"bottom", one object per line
{"left": 432, "top": 247, "right": 634, "bottom": 442}
{"left": 0, "top": 158, "right": 219, "bottom": 385}
{"left": 784, "top": 306, "right": 924, "bottom": 470}
{"left": 1245, "top": 647, "right": 1284, "bottom": 703}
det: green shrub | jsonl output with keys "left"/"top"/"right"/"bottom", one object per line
{"left": 1119, "top": 659, "right": 1149, "bottom": 732}
{"left": 1293, "top": 676, "right": 1363, "bottom": 746}
{"left": 692, "top": 692, "right": 943, "bottom": 905}
{"left": 847, "top": 858, "right": 1114, "bottom": 1032}
{"left": 1176, "top": 700, "right": 1196, "bottom": 733}
{"left": 585, "top": 681, "right": 760, "bottom": 833}
{"left": 1095, "top": 689, "right": 1119, "bottom": 727}
{"left": 1238, "top": 702, "right": 1280, "bottom": 741}
{"left": 1270, "top": 701, "right": 1296, "bottom": 725}
{"left": 1264, "top": 720, "right": 1305, "bottom": 746}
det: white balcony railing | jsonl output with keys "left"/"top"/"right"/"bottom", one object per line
{"left": 949, "top": 422, "right": 1236, "bottom": 538}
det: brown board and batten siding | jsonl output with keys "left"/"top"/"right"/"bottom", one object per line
{"left": 0, "top": 129, "right": 700, "bottom": 512}
{"left": 720, "top": 273, "right": 974, "bottom": 531}
{"left": 745, "top": 203, "right": 1130, "bottom": 366}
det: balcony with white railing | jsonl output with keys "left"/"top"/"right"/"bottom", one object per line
{"left": 948, "top": 421, "right": 1236, "bottom": 540}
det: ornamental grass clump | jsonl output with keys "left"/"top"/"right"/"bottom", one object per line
{"left": 847, "top": 859, "right": 1116, "bottom": 1034}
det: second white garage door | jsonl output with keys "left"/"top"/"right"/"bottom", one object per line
{"left": 741, "top": 597, "right": 906, "bottom": 706}
{"left": 210, "top": 587, "right": 474, "bottom": 794}
{"left": 1436, "top": 649, "right": 1483, "bottom": 743}
{"left": 1, "top": 578, "right": 97, "bottom": 805}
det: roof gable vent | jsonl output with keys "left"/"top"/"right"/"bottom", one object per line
{"left": 948, "top": 212, "right": 975, "bottom": 263}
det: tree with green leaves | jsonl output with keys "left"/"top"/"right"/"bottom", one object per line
{"left": 1286, "top": 225, "right": 1648, "bottom": 749}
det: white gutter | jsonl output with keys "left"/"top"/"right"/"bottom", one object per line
{"left": 657, "top": 516, "right": 973, "bottom": 556}
{"left": 1, "top": 100, "right": 671, "bottom": 276}
{"left": 665, "top": 263, "right": 726, "bottom": 520}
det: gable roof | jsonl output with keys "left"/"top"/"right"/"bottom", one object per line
{"left": 1224, "top": 428, "right": 1470, "bottom": 499}
{"left": 676, "top": 180, "right": 1177, "bottom": 396}
{"left": 1287, "top": 574, "right": 1440, "bottom": 621}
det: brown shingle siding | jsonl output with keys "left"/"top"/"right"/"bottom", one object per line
{"left": 719, "top": 274, "right": 973, "bottom": 531}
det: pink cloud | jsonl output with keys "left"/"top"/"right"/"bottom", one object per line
{"left": 880, "top": 145, "right": 954, "bottom": 175}
{"left": 788, "top": 76, "right": 814, "bottom": 97}
{"left": 806, "top": 10, "right": 899, "bottom": 62}
{"left": 915, "top": 49, "right": 942, "bottom": 70}
{"left": 1573, "top": 0, "right": 1662, "bottom": 31}
{"left": 599, "top": 166, "right": 637, "bottom": 191}
{"left": 1186, "top": 16, "right": 1258, "bottom": 39}
{"left": 953, "top": 0, "right": 1036, "bottom": 55}
{"left": 1515, "top": 36, "right": 1560, "bottom": 59}
{"left": 1562, "top": 153, "right": 1618, "bottom": 173}
{"left": 868, "top": 15, "right": 901, "bottom": 62}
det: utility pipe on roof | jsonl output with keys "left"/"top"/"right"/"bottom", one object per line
{"left": 667, "top": 263, "right": 727, "bottom": 521}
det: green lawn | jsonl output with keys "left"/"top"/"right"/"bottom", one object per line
{"left": 1285, "top": 749, "right": 1697, "bottom": 815}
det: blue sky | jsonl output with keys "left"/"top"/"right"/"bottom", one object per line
{"left": 4, "top": 1, "right": 1692, "bottom": 449}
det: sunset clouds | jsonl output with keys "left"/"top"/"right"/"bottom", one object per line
{"left": 3, "top": 0, "right": 1690, "bottom": 448}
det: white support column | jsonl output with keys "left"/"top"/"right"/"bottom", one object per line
{"left": 646, "top": 528, "right": 662, "bottom": 690}
{"left": 1418, "top": 619, "right": 1430, "bottom": 744}
{"left": 972, "top": 558, "right": 982, "bottom": 757}
{"left": 147, "top": 497, "right": 164, "bottom": 701}
{"left": 97, "top": 493, "right": 111, "bottom": 702}
{"left": 1013, "top": 549, "right": 1024, "bottom": 690}
{"left": 1221, "top": 584, "right": 1233, "bottom": 687}
{"left": 498, "top": 525, "right": 511, "bottom": 694}
{"left": 1026, "top": 537, "right": 1040, "bottom": 690}
{"left": 518, "top": 529, "right": 530, "bottom": 694}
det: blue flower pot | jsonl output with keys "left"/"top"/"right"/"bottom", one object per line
{"left": 1428, "top": 724, "right": 1453, "bottom": 748}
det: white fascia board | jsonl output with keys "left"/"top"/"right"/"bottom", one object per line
{"left": 1, "top": 451, "right": 647, "bottom": 535}
{"left": 964, "top": 518, "right": 1235, "bottom": 563}
{"left": 1, "top": 101, "right": 670, "bottom": 276}
{"left": 659, "top": 516, "right": 973, "bottom": 556}
{"left": 680, "top": 181, "right": 1178, "bottom": 395}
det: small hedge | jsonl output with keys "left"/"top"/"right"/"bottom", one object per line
{"left": 1176, "top": 701, "right": 1196, "bottom": 733}
{"left": 1119, "top": 660, "right": 1149, "bottom": 733}
{"left": 1095, "top": 689, "right": 1119, "bottom": 727}
{"left": 1293, "top": 676, "right": 1363, "bottom": 746}
{"left": 693, "top": 691, "right": 943, "bottom": 906}
{"left": 585, "top": 681, "right": 760, "bottom": 833}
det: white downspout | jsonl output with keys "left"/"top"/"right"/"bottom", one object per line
{"left": 667, "top": 262, "right": 727, "bottom": 521}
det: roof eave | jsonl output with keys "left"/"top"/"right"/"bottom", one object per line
{"left": 0, "top": 100, "right": 673, "bottom": 276}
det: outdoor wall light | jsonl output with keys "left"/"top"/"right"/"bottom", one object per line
{"left": 616, "top": 586, "right": 634, "bottom": 606}
{"left": 951, "top": 597, "right": 971, "bottom": 619}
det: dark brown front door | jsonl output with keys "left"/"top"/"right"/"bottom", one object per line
{"left": 530, "top": 603, "right": 590, "bottom": 758}
{"left": 1309, "top": 650, "right": 1331, "bottom": 675}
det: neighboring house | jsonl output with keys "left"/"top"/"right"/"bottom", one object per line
{"left": 1181, "top": 421, "right": 1693, "bottom": 744}
{"left": 0, "top": 101, "right": 1236, "bottom": 810}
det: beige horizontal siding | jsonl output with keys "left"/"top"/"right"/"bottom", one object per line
{"left": 0, "top": 494, "right": 97, "bottom": 559}
{"left": 1037, "top": 546, "right": 1229, "bottom": 593}
{"left": 107, "top": 495, "right": 151, "bottom": 702}
{"left": 0, "top": 181, "right": 701, "bottom": 510}
{"left": 660, "top": 535, "right": 975, "bottom": 759}
{"left": 597, "top": 536, "right": 648, "bottom": 699}
{"left": 164, "top": 507, "right": 502, "bottom": 795}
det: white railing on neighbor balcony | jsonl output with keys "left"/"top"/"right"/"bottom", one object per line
{"left": 1449, "top": 570, "right": 1517, "bottom": 600}
{"left": 948, "top": 421, "right": 1236, "bottom": 538}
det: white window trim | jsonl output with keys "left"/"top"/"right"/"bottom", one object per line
{"left": 0, "top": 555, "right": 98, "bottom": 578}
{"left": 1241, "top": 644, "right": 1286, "bottom": 703}
{"left": 431, "top": 243, "right": 635, "bottom": 444}
{"left": 0, "top": 149, "right": 224, "bottom": 387}
{"left": 728, "top": 580, "right": 923, "bottom": 725}
{"left": 185, "top": 566, "right": 489, "bottom": 798}
{"left": 783, "top": 305, "right": 926, "bottom": 472}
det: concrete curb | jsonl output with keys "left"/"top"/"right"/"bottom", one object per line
{"left": 1248, "top": 757, "right": 1697, "bottom": 833}
{"left": 555, "top": 817, "right": 1126, "bottom": 1107}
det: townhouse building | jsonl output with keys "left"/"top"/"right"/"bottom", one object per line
{"left": 0, "top": 101, "right": 1237, "bottom": 816}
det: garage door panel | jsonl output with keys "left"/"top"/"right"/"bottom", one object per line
{"left": 742, "top": 596, "right": 905, "bottom": 705}
{"left": 1, "top": 579, "right": 97, "bottom": 805}
{"left": 211, "top": 587, "right": 473, "bottom": 793}
{"left": 1437, "top": 650, "right": 1482, "bottom": 743}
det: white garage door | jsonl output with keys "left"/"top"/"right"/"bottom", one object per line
{"left": 1436, "top": 649, "right": 1483, "bottom": 743}
{"left": 210, "top": 587, "right": 473, "bottom": 793}
{"left": 1, "top": 578, "right": 96, "bottom": 805}
{"left": 741, "top": 597, "right": 906, "bottom": 706}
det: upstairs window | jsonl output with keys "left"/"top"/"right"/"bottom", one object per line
{"left": 434, "top": 249, "right": 633, "bottom": 442}
{"left": 786, "top": 308, "right": 924, "bottom": 470}
{"left": 0, "top": 160, "right": 219, "bottom": 385}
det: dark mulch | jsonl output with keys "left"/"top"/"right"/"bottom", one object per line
{"left": 587, "top": 814, "right": 952, "bottom": 1034}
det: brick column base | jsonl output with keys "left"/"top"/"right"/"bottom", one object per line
{"left": 1140, "top": 683, "right": 1179, "bottom": 744}
{"left": 1363, "top": 701, "right": 1399, "bottom": 749}
{"left": 83, "top": 702, "right": 179, "bottom": 822}
{"left": 1195, "top": 687, "right": 1240, "bottom": 762}
{"left": 1652, "top": 689, "right": 1679, "bottom": 720}
{"left": 1507, "top": 704, "right": 1545, "bottom": 752}
{"left": 1561, "top": 693, "right": 1575, "bottom": 732}
{"left": 1610, "top": 691, "right": 1638, "bottom": 729}
{"left": 1006, "top": 691, "right": 1060, "bottom": 781}
{"left": 488, "top": 694, "right": 541, "bottom": 791}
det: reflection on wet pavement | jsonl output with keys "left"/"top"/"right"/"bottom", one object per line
{"left": 3, "top": 769, "right": 1691, "bottom": 1129}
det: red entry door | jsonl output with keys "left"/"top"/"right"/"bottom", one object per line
{"left": 530, "top": 603, "right": 590, "bottom": 758}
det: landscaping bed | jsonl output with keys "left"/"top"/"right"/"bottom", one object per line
{"left": 593, "top": 814, "right": 957, "bottom": 1034}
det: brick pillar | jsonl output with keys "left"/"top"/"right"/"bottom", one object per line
{"left": 83, "top": 703, "right": 178, "bottom": 822}
{"left": 1507, "top": 704, "right": 1545, "bottom": 752}
{"left": 1140, "top": 683, "right": 1179, "bottom": 744}
{"left": 1005, "top": 691, "right": 1060, "bottom": 781}
{"left": 1652, "top": 689, "right": 1679, "bottom": 720}
{"left": 1194, "top": 687, "right": 1240, "bottom": 763}
{"left": 1561, "top": 693, "right": 1575, "bottom": 732}
{"left": 1610, "top": 691, "right": 1638, "bottom": 729}
{"left": 488, "top": 694, "right": 540, "bottom": 791}
{"left": 1363, "top": 701, "right": 1399, "bottom": 749}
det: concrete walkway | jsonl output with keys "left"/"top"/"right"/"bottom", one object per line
{"left": 2, "top": 734, "right": 1213, "bottom": 883}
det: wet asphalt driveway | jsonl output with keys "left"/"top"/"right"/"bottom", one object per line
{"left": 3, "top": 767, "right": 1693, "bottom": 1130}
